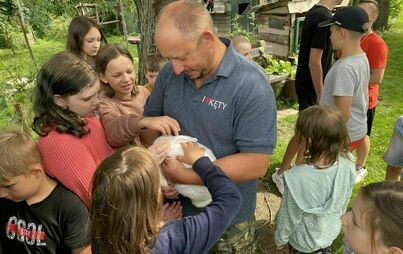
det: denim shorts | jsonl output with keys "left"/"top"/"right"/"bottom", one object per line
{"left": 383, "top": 117, "right": 403, "bottom": 168}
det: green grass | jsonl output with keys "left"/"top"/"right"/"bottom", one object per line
{"left": 266, "top": 13, "right": 403, "bottom": 253}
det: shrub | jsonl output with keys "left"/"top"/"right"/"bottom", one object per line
{"left": 45, "top": 14, "right": 71, "bottom": 42}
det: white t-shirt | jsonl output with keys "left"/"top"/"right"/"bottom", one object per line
{"left": 320, "top": 53, "right": 370, "bottom": 142}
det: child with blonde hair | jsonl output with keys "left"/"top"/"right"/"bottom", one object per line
{"left": 342, "top": 181, "right": 403, "bottom": 254}
{"left": 0, "top": 130, "right": 90, "bottom": 253}
{"left": 90, "top": 143, "right": 241, "bottom": 254}
{"left": 275, "top": 105, "right": 356, "bottom": 253}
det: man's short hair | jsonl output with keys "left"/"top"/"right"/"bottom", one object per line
{"left": 0, "top": 130, "right": 42, "bottom": 184}
{"left": 157, "top": 0, "right": 214, "bottom": 41}
{"left": 358, "top": 0, "right": 379, "bottom": 14}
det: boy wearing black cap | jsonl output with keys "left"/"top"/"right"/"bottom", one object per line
{"left": 319, "top": 6, "right": 370, "bottom": 182}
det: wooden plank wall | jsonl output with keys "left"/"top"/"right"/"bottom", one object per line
{"left": 256, "top": 12, "right": 291, "bottom": 57}
{"left": 212, "top": 13, "right": 232, "bottom": 35}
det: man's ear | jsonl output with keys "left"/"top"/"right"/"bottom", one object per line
{"left": 199, "top": 30, "right": 215, "bottom": 48}
{"left": 388, "top": 246, "right": 403, "bottom": 254}
{"left": 53, "top": 94, "right": 65, "bottom": 108}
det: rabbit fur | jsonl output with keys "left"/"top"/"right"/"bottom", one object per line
{"left": 153, "top": 135, "right": 215, "bottom": 208}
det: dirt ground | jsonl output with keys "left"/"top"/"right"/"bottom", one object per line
{"left": 256, "top": 183, "right": 282, "bottom": 253}
{"left": 255, "top": 108, "right": 298, "bottom": 253}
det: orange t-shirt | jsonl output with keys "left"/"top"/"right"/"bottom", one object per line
{"left": 360, "top": 32, "right": 388, "bottom": 109}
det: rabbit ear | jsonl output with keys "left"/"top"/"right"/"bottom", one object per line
{"left": 174, "top": 135, "right": 198, "bottom": 143}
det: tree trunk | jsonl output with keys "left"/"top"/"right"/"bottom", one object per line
{"left": 134, "top": 0, "right": 174, "bottom": 85}
{"left": 374, "top": 0, "right": 390, "bottom": 31}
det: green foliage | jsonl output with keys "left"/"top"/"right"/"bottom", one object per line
{"left": 226, "top": 14, "right": 257, "bottom": 45}
{"left": 0, "top": 75, "right": 35, "bottom": 130}
{"left": 263, "top": 56, "right": 297, "bottom": 80}
{"left": 390, "top": 0, "right": 403, "bottom": 19}
{"left": 45, "top": 14, "right": 71, "bottom": 42}
{"left": 0, "top": 19, "right": 26, "bottom": 49}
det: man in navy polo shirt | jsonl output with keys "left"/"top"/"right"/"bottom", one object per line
{"left": 143, "top": 1, "right": 277, "bottom": 253}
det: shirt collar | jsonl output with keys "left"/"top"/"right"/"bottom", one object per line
{"left": 214, "top": 37, "right": 237, "bottom": 78}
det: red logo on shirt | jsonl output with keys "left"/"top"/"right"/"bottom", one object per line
{"left": 202, "top": 96, "right": 228, "bottom": 110}
{"left": 5, "top": 216, "right": 46, "bottom": 246}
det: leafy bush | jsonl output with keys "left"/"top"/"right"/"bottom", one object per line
{"left": 263, "top": 56, "right": 297, "bottom": 80}
{"left": 45, "top": 14, "right": 71, "bottom": 42}
{"left": 390, "top": 0, "right": 403, "bottom": 19}
{"left": 0, "top": 75, "right": 35, "bottom": 131}
{"left": 226, "top": 14, "right": 258, "bottom": 45}
{"left": 0, "top": 19, "right": 27, "bottom": 49}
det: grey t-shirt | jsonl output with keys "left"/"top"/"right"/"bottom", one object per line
{"left": 144, "top": 38, "right": 277, "bottom": 225}
{"left": 320, "top": 53, "right": 370, "bottom": 142}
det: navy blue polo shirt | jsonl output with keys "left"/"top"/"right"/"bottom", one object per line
{"left": 144, "top": 38, "right": 277, "bottom": 225}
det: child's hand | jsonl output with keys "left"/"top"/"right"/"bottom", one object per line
{"left": 148, "top": 140, "right": 170, "bottom": 164}
{"left": 177, "top": 142, "right": 205, "bottom": 165}
{"left": 276, "top": 244, "right": 289, "bottom": 254}
{"left": 161, "top": 181, "right": 179, "bottom": 199}
{"left": 139, "top": 116, "right": 180, "bottom": 136}
{"left": 161, "top": 201, "right": 182, "bottom": 223}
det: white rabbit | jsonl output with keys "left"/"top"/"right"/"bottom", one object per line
{"left": 153, "top": 135, "right": 215, "bottom": 208}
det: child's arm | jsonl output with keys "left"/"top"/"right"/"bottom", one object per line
{"left": 274, "top": 183, "right": 304, "bottom": 248}
{"left": 334, "top": 96, "right": 352, "bottom": 124}
{"left": 154, "top": 143, "right": 242, "bottom": 253}
{"left": 63, "top": 193, "right": 92, "bottom": 254}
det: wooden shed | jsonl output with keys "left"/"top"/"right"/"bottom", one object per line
{"left": 252, "top": 0, "right": 349, "bottom": 57}
{"left": 210, "top": 0, "right": 257, "bottom": 35}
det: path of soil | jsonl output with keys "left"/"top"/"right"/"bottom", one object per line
{"left": 255, "top": 109, "right": 297, "bottom": 253}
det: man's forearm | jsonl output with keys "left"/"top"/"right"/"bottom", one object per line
{"left": 309, "top": 63, "right": 324, "bottom": 99}
{"left": 167, "top": 153, "right": 271, "bottom": 185}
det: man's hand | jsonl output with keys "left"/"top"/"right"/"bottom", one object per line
{"left": 139, "top": 116, "right": 180, "bottom": 136}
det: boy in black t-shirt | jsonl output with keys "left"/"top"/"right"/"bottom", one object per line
{"left": 0, "top": 130, "right": 90, "bottom": 254}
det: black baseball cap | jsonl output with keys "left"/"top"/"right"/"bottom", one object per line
{"left": 318, "top": 6, "right": 369, "bottom": 33}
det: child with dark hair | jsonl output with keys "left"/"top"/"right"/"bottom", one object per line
{"left": 32, "top": 52, "right": 113, "bottom": 206}
{"left": 91, "top": 143, "right": 242, "bottom": 254}
{"left": 275, "top": 105, "right": 356, "bottom": 253}
{"left": 0, "top": 130, "right": 90, "bottom": 254}
{"left": 342, "top": 181, "right": 403, "bottom": 253}
{"left": 66, "top": 15, "right": 107, "bottom": 69}
{"left": 144, "top": 54, "right": 167, "bottom": 94}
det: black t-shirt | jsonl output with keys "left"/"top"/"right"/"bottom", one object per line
{"left": 295, "top": 5, "right": 333, "bottom": 98}
{"left": 0, "top": 184, "right": 90, "bottom": 254}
